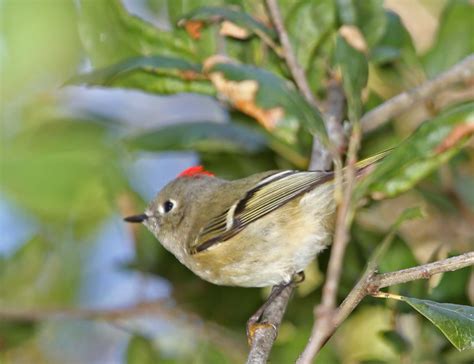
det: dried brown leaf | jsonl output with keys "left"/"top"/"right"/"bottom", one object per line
{"left": 208, "top": 71, "right": 283, "bottom": 129}
{"left": 339, "top": 25, "right": 368, "bottom": 54}
{"left": 219, "top": 20, "right": 250, "bottom": 39}
{"left": 183, "top": 20, "right": 204, "bottom": 40}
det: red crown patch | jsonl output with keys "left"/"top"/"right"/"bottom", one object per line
{"left": 178, "top": 165, "right": 214, "bottom": 178}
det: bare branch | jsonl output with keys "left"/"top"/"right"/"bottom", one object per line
{"left": 0, "top": 300, "right": 247, "bottom": 362}
{"left": 371, "top": 252, "right": 474, "bottom": 289}
{"left": 310, "top": 79, "right": 346, "bottom": 170}
{"left": 361, "top": 54, "right": 474, "bottom": 133}
{"left": 297, "top": 251, "right": 474, "bottom": 363}
{"left": 246, "top": 285, "right": 294, "bottom": 364}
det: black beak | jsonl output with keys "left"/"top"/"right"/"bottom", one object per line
{"left": 123, "top": 214, "right": 148, "bottom": 223}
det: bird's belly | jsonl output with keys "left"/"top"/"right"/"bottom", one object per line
{"left": 190, "top": 189, "right": 335, "bottom": 287}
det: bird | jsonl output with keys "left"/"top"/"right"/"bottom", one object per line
{"left": 124, "top": 152, "right": 387, "bottom": 335}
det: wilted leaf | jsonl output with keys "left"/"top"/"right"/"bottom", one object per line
{"left": 423, "top": 1, "right": 474, "bottom": 77}
{"left": 126, "top": 121, "right": 267, "bottom": 154}
{"left": 203, "top": 57, "right": 328, "bottom": 157}
{"left": 77, "top": 0, "right": 195, "bottom": 67}
{"left": 339, "top": 25, "right": 368, "bottom": 54}
{"left": 126, "top": 335, "right": 160, "bottom": 364}
{"left": 400, "top": 297, "right": 474, "bottom": 351}
{"left": 68, "top": 55, "right": 215, "bottom": 95}
{"left": 336, "top": 31, "right": 368, "bottom": 121}
{"left": 179, "top": 6, "right": 276, "bottom": 41}
{"left": 356, "top": 103, "right": 474, "bottom": 199}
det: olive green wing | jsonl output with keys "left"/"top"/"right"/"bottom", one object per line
{"left": 191, "top": 170, "right": 333, "bottom": 253}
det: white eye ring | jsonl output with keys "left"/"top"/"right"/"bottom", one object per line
{"left": 159, "top": 199, "right": 177, "bottom": 214}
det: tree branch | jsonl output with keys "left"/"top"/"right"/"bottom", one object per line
{"left": 370, "top": 252, "right": 474, "bottom": 289}
{"left": 246, "top": 4, "right": 349, "bottom": 362}
{"left": 310, "top": 79, "right": 346, "bottom": 171}
{"left": 361, "top": 54, "right": 474, "bottom": 133}
{"left": 297, "top": 123, "right": 361, "bottom": 364}
{"left": 246, "top": 285, "right": 293, "bottom": 364}
{"left": 297, "top": 251, "right": 474, "bottom": 363}
{"left": 0, "top": 300, "right": 247, "bottom": 362}
{"left": 266, "top": 0, "right": 346, "bottom": 171}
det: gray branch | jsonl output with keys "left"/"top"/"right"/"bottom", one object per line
{"left": 246, "top": 285, "right": 294, "bottom": 364}
{"left": 297, "top": 251, "right": 474, "bottom": 363}
{"left": 361, "top": 54, "right": 474, "bottom": 133}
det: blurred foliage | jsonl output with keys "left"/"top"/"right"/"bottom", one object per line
{"left": 1, "top": 0, "right": 473, "bottom": 363}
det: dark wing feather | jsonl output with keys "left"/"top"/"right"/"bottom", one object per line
{"left": 191, "top": 170, "right": 333, "bottom": 253}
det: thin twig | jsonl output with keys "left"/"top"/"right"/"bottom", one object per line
{"left": 298, "top": 216, "right": 412, "bottom": 361}
{"left": 266, "top": 0, "right": 343, "bottom": 172}
{"left": 297, "top": 251, "right": 474, "bottom": 363}
{"left": 245, "top": 2, "right": 331, "bottom": 362}
{"left": 265, "top": 0, "right": 319, "bottom": 108}
{"left": 297, "top": 123, "right": 361, "bottom": 364}
{"left": 0, "top": 300, "right": 247, "bottom": 362}
{"left": 371, "top": 252, "right": 474, "bottom": 289}
{"left": 361, "top": 54, "right": 474, "bottom": 133}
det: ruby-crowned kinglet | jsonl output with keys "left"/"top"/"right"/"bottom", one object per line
{"left": 124, "top": 153, "right": 386, "bottom": 288}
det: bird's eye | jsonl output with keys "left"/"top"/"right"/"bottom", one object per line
{"left": 163, "top": 200, "right": 174, "bottom": 213}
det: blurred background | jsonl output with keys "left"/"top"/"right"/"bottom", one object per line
{"left": 1, "top": 0, "right": 473, "bottom": 363}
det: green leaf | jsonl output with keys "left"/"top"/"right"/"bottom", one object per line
{"left": 2, "top": 0, "right": 81, "bottom": 100}
{"left": 68, "top": 55, "right": 215, "bottom": 95}
{"left": 126, "top": 335, "right": 160, "bottom": 364}
{"left": 380, "top": 330, "right": 412, "bottom": 354}
{"left": 206, "top": 60, "right": 328, "bottom": 166}
{"left": 285, "top": 0, "right": 336, "bottom": 70}
{"left": 179, "top": 6, "right": 276, "bottom": 40}
{"left": 336, "top": 0, "right": 357, "bottom": 24}
{"left": 354, "top": 0, "right": 386, "bottom": 48}
{"left": 336, "top": 0, "right": 386, "bottom": 48}
{"left": 400, "top": 297, "right": 474, "bottom": 351}
{"left": 168, "top": 0, "right": 227, "bottom": 26}
{"left": 0, "top": 236, "right": 81, "bottom": 307}
{"left": 126, "top": 121, "right": 267, "bottom": 154}
{"left": 199, "top": 150, "right": 279, "bottom": 180}
{"left": 335, "top": 33, "right": 368, "bottom": 121}
{"left": 77, "top": 0, "right": 195, "bottom": 67}
{"left": 356, "top": 103, "right": 474, "bottom": 199}
{"left": 0, "top": 120, "right": 125, "bottom": 230}
{"left": 368, "top": 11, "right": 425, "bottom": 96}
{"left": 430, "top": 259, "right": 472, "bottom": 304}
{"left": 424, "top": 0, "right": 474, "bottom": 78}
{"left": 370, "top": 11, "right": 417, "bottom": 63}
